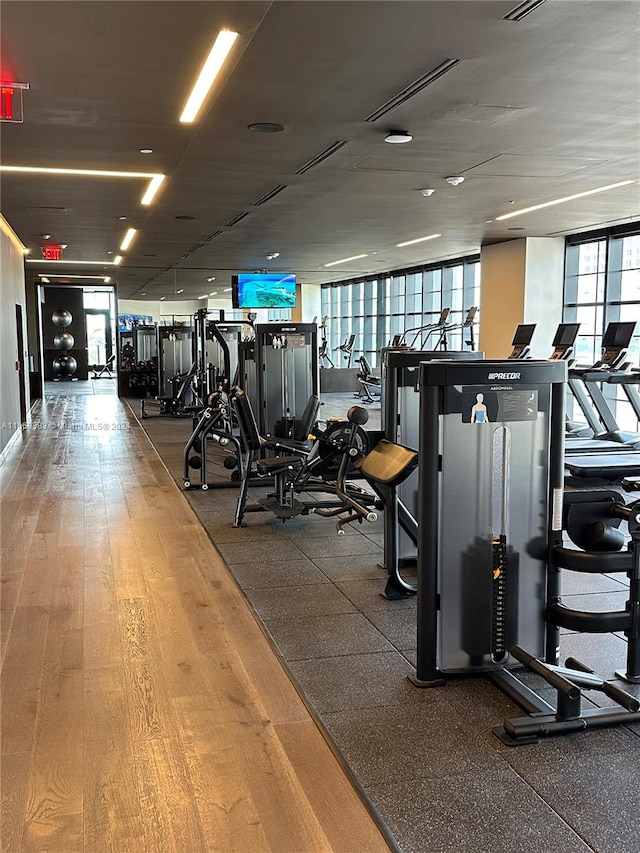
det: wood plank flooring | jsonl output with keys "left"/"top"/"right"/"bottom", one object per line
{"left": 1, "top": 389, "right": 391, "bottom": 852}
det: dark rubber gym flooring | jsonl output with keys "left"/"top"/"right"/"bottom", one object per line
{"left": 133, "top": 393, "right": 640, "bottom": 853}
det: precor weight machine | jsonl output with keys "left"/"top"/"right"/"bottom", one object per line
{"left": 411, "top": 359, "right": 640, "bottom": 744}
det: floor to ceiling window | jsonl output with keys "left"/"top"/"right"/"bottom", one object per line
{"left": 321, "top": 255, "right": 480, "bottom": 368}
{"left": 563, "top": 223, "right": 640, "bottom": 431}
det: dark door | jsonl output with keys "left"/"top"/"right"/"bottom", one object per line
{"left": 15, "top": 304, "right": 27, "bottom": 422}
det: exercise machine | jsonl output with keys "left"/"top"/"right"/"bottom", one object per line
{"left": 564, "top": 321, "right": 640, "bottom": 478}
{"left": 380, "top": 348, "right": 484, "bottom": 598}
{"left": 183, "top": 389, "right": 242, "bottom": 490}
{"left": 335, "top": 334, "right": 356, "bottom": 367}
{"left": 158, "top": 324, "right": 193, "bottom": 397}
{"left": 254, "top": 323, "right": 319, "bottom": 439}
{"left": 433, "top": 306, "right": 479, "bottom": 351}
{"left": 92, "top": 353, "right": 115, "bottom": 379}
{"left": 355, "top": 355, "right": 381, "bottom": 403}
{"left": 395, "top": 309, "right": 451, "bottom": 349}
{"left": 318, "top": 316, "right": 335, "bottom": 368}
{"left": 230, "top": 388, "right": 377, "bottom": 528}
{"left": 410, "top": 357, "right": 640, "bottom": 743}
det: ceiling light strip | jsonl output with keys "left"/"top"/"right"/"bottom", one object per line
{"left": 503, "top": 0, "right": 547, "bottom": 22}
{"left": 324, "top": 254, "right": 368, "bottom": 268}
{"left": 1, "top": 164, "right": 166, "bottom": 207}
{"left": 495, "top": 180, "right": 635, "bottom": 220}
{"left": 295, "top": 141, "right": 348, "bottom": 175}
{"left": 364, "top": 59, "right": 461, "bottom": 122}
{"left": 179, "top": 29, "right": 239, "bottom": 123}
{"left": 0, "top": 213, "right": 27, "bottom": 253}
{"left": 38, "top": 273, "right": 111, "bottom": 281}
{"left": 119, "top": 228, "right": 137, "bottom": 251}
{"left": 27, "top": 258, "right": 121, "bottom": 266}
{"left": 396, "top": 233, "right": 441, "bottom": 248}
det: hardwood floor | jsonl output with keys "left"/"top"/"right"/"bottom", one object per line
{"left": 1, "top": 391, "right": 391, "bottom": 852}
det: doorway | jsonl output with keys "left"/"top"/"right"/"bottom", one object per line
{"left": 85, "top": 309, "right": 113, "bottom": 370}
{"left": 15, "top": 304, "right": 27, "bottom": 422}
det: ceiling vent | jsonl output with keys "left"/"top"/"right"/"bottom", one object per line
{"left": 295, "top": 141, "right": 348, "bottom": 175}
{"left": 225, "top": 212, "right": 250, "bottom": 228}
{"left": 503, "top": 0, "right": 546, "bottom": 21}
{"left": 253, "top": 184, "right": 288, "bottom": 206}
{"left": 364, "top": 59, "right": 461, "bottom": 122}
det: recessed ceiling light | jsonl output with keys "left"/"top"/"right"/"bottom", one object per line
{"left": 60, "top": 243, "right": 68, "bottom": 249}
{"left": 496, "top": 180, "right": 635, "bottom": 220}
{"left": 265, "top": 252, "right": 280, "bottom": 260}
{"left": 119, "top": 228, "right": 137, "bottom": 251}
{"left": 118, "top": 216, "right": 127, "bottom": 221}
{"left": 179, "top": 29, "right": 239, "bottom": 123}
{"left": 140, "top": 292, "right": 146, "bottom": 295}
{"left": 139, "top": 148, "right": 153, "bottom": 154}
{"left": 175, "top": 215, "right": 195, "bottom": 220}
{"left": 396, "top": 233, "right": 441, "bottom": 248}
{"left": 207, "top": 276, "right": 216, "bottom": 282}
{"left": 39, "top": 233, "right": 51, "bottom": 239}
{"left": 324, "top": 253, "right": 368, "bottom": 267}
{"left": 445, "top": 176, "right": 465, "bottom": 186}
{"left": 419, "top": 189, "right": 435, "bottom": 197}
{"left": 160, "top": 296, "right": 166, "bottom": 301}
{"left": 384, "top": 131, "right": 412, "bottom": 144}
{"left": 248, "top": 122, "right": 285, "bottom": 133}
{"left": 176, "top": 289, "right": 184, "bottom": 294}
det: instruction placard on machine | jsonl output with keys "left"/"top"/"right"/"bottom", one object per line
{"left": 460, "top": 387, "right": 539, "bottom": 423}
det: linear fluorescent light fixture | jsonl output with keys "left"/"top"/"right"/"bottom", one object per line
{"left": 496, "top": 180, "right": 635, "bottom": 221}
{"left": 113, "top": 255, "right": 123, "bottom": 266}
{"left": 397, "top": 233, "right": 441, "bottom": 248}
{"left": 0, "top": 165, "right": 166, "bottom": 207}
{"left": 324, "top": 253, "right": 368, "bottom": 268}
{"left": 503, "top": 0, "right": 546, "bottom": 21}
{"left": 28, "top": 258, "right": 120, "bottom": 266}
{"left": 119, "top": 228, "right": 137, "bottom": 251}
{"left": 38, "top": 273, "right": 111, "bottom": 282}
{"left": 180, "top": 29, "right": 239, "bottom": 123}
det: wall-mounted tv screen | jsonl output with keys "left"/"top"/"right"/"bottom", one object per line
{"left": 232, "top": 273, "right": 297, "bottom": 309}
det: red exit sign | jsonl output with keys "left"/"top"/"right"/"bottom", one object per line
{"left": 42, "top": 244, "right": 63, "bottom": 260}
{"left": 0, "top": 82, "right": 29, "bottom": 123}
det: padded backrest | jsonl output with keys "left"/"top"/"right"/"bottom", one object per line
{"left": 359, "top": 355, "right": 372, "bottom": 377}
{"left": 359, "top": 439, "right": 418, "bottom": 486}
{"left": 339, "top": 334, "right": 355, "bottom": 351}
{"left": 231, "top": 388, "right": 263, "bottom": 451}
{"left": 294, "top": 394, "right": 321, "bottom": 442}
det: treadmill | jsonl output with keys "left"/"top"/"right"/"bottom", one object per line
{"left": 565, "top": 321, "right": 640, "bottom": 479}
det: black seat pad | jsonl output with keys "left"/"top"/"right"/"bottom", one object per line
{"left": 256, "top": 455, "right": 304, "bottom": 476}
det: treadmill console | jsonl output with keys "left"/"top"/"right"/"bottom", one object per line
{"left": 508, "top": 323, "right": 536, "bottom": 359}
{"left": 593, "top": 321, "right": 637, "bottom": 370}
{"left": 549, "top": 322, "right": 580, "bottom": 361}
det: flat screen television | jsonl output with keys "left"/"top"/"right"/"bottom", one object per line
{"left": 232, "top": 273, "right": 297, "bottom": 309}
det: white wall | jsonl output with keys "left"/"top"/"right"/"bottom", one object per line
{"left": 0, "top": 215, "right": 29, "bottom": 456}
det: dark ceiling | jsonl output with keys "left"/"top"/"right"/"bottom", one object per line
{"left": 2, "top": 0, "right": 639, "bottom": 300}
